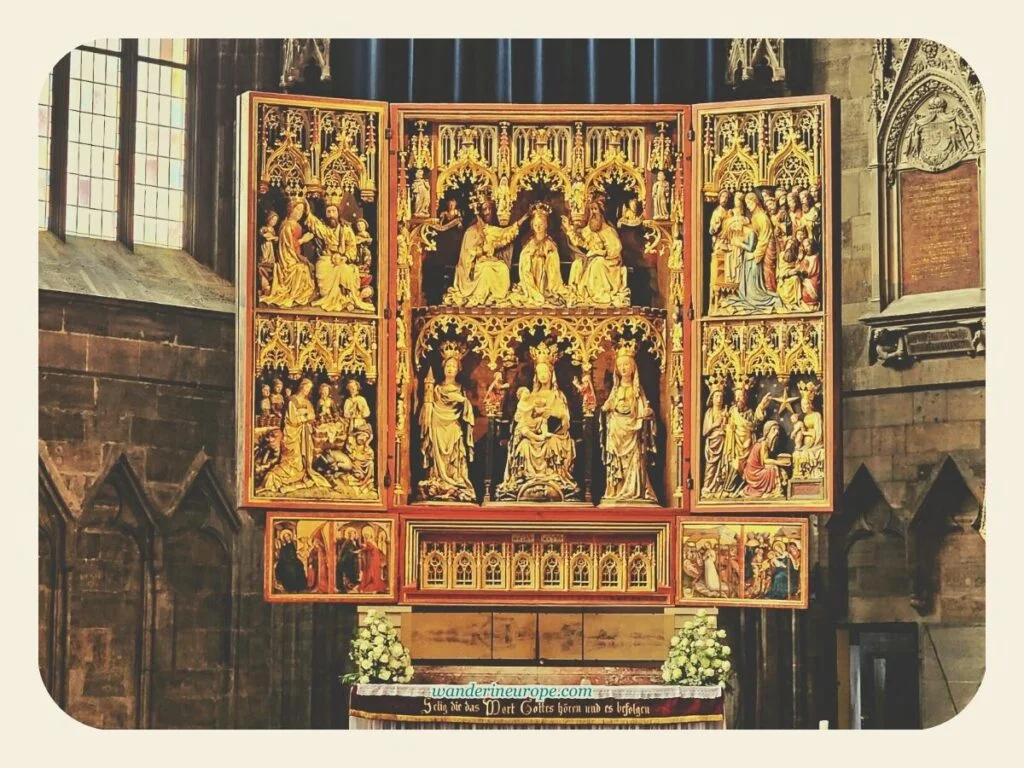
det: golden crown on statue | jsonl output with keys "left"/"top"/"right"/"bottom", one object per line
{"left": 706, "top": 373, "right": 728, "bottom": 394}
{"left": 615, "top": 339, "right": 639, "bottom": 361}
{"left": 530, "top": 201, "right": 553, "bottom": 217}
{"left": 439, "top": 341, "right": 467, "bottom": 365}
{"left": 529, "top": 341, "right": 561, "bottom": 367}
{"left": 797, "top": 379, "right": 820, "bottom": 398}
{"left": 732, "top": 375, "right": 757, "bottom": 393}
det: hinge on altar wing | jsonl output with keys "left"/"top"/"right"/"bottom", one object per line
{"left": 685, "top": 475, "right": 693, "bottom": 490}
{"left": 687, "top": 303, "right": 694, "bottom": 321}
{"left": 687, "top": 125, "right": 695, "bottom": 142}
{"left": 383, "top": 470, "right": 392, "bottom": 488}
{"left": 384, "top": 308, "right": 391, "bottom": 320}
{"left": 385, "top": 127, "right": 393, "bottom": 140}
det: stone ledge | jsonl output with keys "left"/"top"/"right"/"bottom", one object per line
{"left": 860, "top": 289, "right": 985, "bottom": 368}
{"left": 39, "top": 231, "right": 234, "bottom": 314}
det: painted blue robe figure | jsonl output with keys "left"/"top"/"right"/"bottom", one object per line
{"left": 764, "top": 541, "right": 800, "bottom": 599}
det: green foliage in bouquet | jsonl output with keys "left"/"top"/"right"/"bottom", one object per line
{"left": 661, "top": 609, "right": 733, "bottom": 687}
{"left": 341, "top": 610, "right": 414, "bottom": 684}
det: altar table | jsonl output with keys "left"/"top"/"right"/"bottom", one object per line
{"left": 349, "top": 683, "right": 724, "bottom": 729}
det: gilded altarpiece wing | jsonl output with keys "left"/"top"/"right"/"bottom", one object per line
{"left": 237, "top": 94, "right": 389, "bottom": 510}
{"left": 691, "top": 97, "right": 838, "bottom": 513}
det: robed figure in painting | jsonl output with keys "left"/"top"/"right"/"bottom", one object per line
{"left": 496, "top": 342, "right": 580, "bottom": 502}
{"left": 357, "top": 527, "right": 388, "bottom": 593}
{"left": 274, "top": 529, "right": 308, "bottom": 593}
{"left": 600, "top": 342, "right": 657, "bottom": 505}
{"left": 418, "top": 344, "right": 476, "bottom": 502}
{"left": 764, "top": 540, "right": 801, "bottom": 599}
{"left": 305, "top": 523, "right": 330, "bottom": 594}
{"left": 336, "top": 526, "right": 361, "bottom": 593}
{"left": 261, "top": 378, "right": 331, "bottom": 495}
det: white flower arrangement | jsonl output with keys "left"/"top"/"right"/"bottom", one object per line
{"left": 341, "top": 610, "right": 414, "bottom": 685}
{"left": 660, "top": 610, "right": 733, "bottom": 687}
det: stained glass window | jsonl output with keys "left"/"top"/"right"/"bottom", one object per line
{"left": 134, "top": 39, "right": 188, "bottom": 248}
{"left": 39, "top": 74, "right": 53, "bottom": 229}
{"left": 65, "top": 47, "right": 121, "bottom": 239}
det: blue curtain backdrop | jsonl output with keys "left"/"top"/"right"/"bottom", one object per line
{"left": 285, "top": 39, "right": 768, "bottom": 104}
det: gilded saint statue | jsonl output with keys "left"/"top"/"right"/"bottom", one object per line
{"left": 443, "top": 190, "right": 527, "bottom": 307}
{"left": 496, "top": 342, "right": 580, "bottom": 503}
{"left": 418, "top": 343, "right": 476, "bottom": 502}
{"left": 600, "top": 341, "right": 657, "bottom": 505}
{"left": 510, "top": 203, "right": 565, "bottom": 307}
{"left": 652, "top": 171, "right": 670, "bottom": 220}
{"left": 792, "top": 380, "right": 825, "bottom": 479}
{"left": 562, "top": 193, "right": 630, "bottom": 308}
{"left": 411, "top": 169, "right": 431, "bottom": 218}
{"left": 700, "top": 382, "right": 730, "bottom": 498}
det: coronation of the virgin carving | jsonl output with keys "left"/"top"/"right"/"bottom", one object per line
{"left": 396, "top": 108, "right": 683, "bottom": 510}
{"left": 236, "top": 93, "right": 838, "bottom": 606}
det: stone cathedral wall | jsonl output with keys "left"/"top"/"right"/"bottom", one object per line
{"left": 811, "top": 38, "right": 985, "bottom": 727}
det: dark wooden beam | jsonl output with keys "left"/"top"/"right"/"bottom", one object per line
{"left": 49, "top": 54, "right": 71, "bottom": 240}
{"left": 117, "top": 39, "right": 140, "bottom": 248}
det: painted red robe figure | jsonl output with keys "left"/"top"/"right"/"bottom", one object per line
{"left": 358, "top": 534, "right": 387, "bottom": 593}
{"left": 306, "top": 525, "right": 331, "bottom": 593}
{"left": 742, "top": 421, "right": 789, "bottom": 498}
{"left": 796, "top": 234, "right": 821, "bottom": 310}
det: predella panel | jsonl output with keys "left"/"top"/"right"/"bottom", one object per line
{"left": 238, "top": 93, "right": 389, "bottom": 509}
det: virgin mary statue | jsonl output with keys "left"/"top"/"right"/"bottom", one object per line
{"left": 417, "top": 344, "right": 476, "bottom": 502}
{"left": 496, "top": 342, "right": 580, "bottom": 502}
{"left": 600, "top": 341, "right": 657, "bottom": 505}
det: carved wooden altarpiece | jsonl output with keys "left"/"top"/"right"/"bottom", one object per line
{"left": 237, "top": 93, "right": 838, "bottom": 608}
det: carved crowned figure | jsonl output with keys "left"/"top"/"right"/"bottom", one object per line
{"left": 511, "top": 202, "right": 566, "bottom": 307}
{"left": 417, "top": 343, "right": 477, "bottom": 502}
{"left": 600, "top": 341, "right": 657, "bottom": 505}
{"left": 496, "top": 342, "right": 580, "bottom": 502}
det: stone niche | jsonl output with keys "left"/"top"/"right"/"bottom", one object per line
{"left": 862, "top": 39, "right": 985, "bottom": 368}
